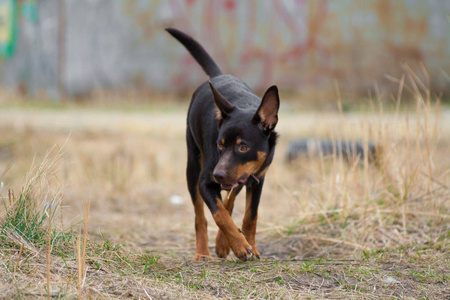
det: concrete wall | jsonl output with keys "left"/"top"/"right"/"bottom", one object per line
{"left": 1, "top": 0, "right": 449, "bottom": 98}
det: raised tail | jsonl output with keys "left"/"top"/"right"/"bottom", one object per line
{"left": 165, "top": 28, "right": 222, "bottom": 78}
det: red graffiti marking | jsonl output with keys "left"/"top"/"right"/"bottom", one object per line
{"left": 225, "top": 0, "right": 235, "bottom": 11}
{"left": 168, "top": 0, "right": 331, "bottom": 90}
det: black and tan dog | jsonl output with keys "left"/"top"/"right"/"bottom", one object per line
{"left": 166, "top": 28, "right": 280, "bottom": 261}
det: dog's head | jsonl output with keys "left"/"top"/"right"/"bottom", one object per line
{"left": 209, "top": 82, "right": 279, "bottom": 190}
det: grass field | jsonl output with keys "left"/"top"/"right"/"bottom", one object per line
{"left": 0, "top": 82, "right": 449, "bottom": 298}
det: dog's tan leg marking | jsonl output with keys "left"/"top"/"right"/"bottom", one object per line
{"left": 194, "top": 186, "right": 211, "bottom": 260}
{"left": 242, "top": 190, "right": 260, "bottom": 259}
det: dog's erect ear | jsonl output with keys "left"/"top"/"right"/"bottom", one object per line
{"left": 209, "top": 81, "right": 235, "bottom": 120}
{"left": 253, "top": 85, "right": 280, "bottom": 133}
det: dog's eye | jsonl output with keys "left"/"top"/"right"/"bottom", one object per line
{"left": 217, "top": 142, "right": 224, "bottom": 150}
{"left": 238, "top": 145, "right": 249, "bottom": 152}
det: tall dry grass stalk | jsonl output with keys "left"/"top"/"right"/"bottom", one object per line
{"left": 77, "top": 199, "right": 90, "bottom": 298}
{"left": 12, "top": 242, "right": 24, "bottom": 283}
{"left": 46, "top": 204, "right": 52, "bottom": 300}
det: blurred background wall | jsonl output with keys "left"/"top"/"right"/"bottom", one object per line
{"left": 0, "top": 0, "right": 449, "bottom": 99}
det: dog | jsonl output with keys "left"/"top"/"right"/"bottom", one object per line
{"left": 166, "top": 28, "right": 280, "bottom": 261}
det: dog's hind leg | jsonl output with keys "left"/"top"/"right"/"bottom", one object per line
{"left": 186, "top": 130, "right": 210, "bottom": 260}
{"left": 193, "top": 186, "right": 210, "bottom": 260}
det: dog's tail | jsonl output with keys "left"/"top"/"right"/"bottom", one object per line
{"left": 165, "top": 28, "right": 222, "bottom": 78}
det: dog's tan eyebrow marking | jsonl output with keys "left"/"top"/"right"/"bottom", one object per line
{"left": 221, "top": 139, "right": 225, "bottom": 144}
{"left": 236, "top": 138, "right": 242, "bottom": 145}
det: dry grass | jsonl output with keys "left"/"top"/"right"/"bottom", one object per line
{"left": 0, "top": 74, "right": 449, "bottom": 298}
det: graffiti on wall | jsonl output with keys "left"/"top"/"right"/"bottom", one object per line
{"left": 1, "top": 0, "right": 449, "bottom": 97}
{"left": 0, "top": 0, "right": 18, "bottom": 58}
{"left": 124, "top": 0, "right": 332, "bottom": 91}
{"left": 122, "top": 0, "right": 449, "bottom": 94}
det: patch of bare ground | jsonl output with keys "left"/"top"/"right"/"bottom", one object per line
{"left": 0, "top": 237, "right": 448, "bottom": 299}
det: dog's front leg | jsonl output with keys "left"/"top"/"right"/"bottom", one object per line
{"left": 215, "top": 187, "right": 239, "bottom": 258}
{"left": 199, "top": 176, "right": 253, "bottom": 261}
{"left": 212, "top": 199, "right": 253, "bottom": 261}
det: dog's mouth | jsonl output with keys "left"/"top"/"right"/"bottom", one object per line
{"left": 220, "top": 177, "right": 248, "bottom": 191}
{"left": 219, "top": 174, "right": 262, "bottom": 191}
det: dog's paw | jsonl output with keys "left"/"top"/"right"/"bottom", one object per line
{"left": 194, "top": 252, "right": 211, "bottom": 261}
{"left": 215, "top": 230, "right": 230, "bottom": 258}
{"left": 229, "top": 238, "right": 253, "bottom": 261}
{"left": 250, "top": 246, "right": 260, "bottom": 259}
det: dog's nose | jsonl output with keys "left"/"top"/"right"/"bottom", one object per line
{"left": 213, "top": 170, "right": 227, "bottom": 182}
